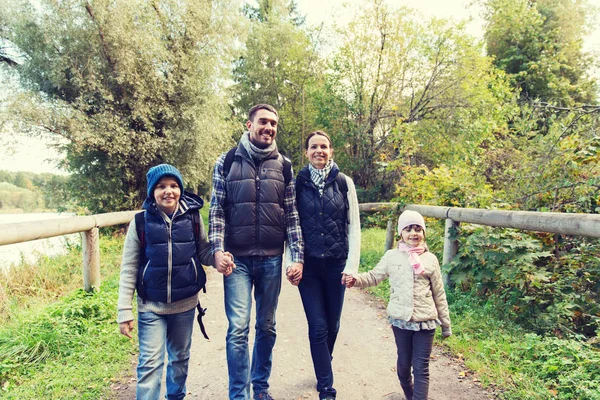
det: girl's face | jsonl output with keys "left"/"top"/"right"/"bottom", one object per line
{"left": 153, "top": 177, "right": 181, "bottom": 215}
{"left": 401, "top": 225, "right": 425, "bottom": 247}
{"left": 306, "top": 134, "right": 332, "bottom": 169}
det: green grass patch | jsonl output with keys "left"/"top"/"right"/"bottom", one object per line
{"left": 0, "top": 234, "right": 135, "bottom": 399}
{"left": 358, "top": 227, "right": 600, "bottom": 400}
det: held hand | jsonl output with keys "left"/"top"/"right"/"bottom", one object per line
{"left": 286, "top": 262, "right": 303, "bottom": 286}
{"left": 215, "top": 251, "right": 235, "bottom": 276}
{"left": 119, "top": 320, "right": 135, "bottom": 338}
{"left": 341, "top": 273, "right": 356, "bottom": 288}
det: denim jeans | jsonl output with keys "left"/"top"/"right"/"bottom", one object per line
{"left": 298, "top": 257, "right": 346, "bottom": 399}
{"left": 224, "top": 255, "right": 282, "bottom": 400}
{"left": 392, "top": 326, "right": 435, "bottom": 400}
{"left": 136, "top": 307, "right": 195, "bottom": 400}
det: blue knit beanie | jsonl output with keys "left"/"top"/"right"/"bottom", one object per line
{"left": 146, "top": 164, "right": 184, "bottom": 198}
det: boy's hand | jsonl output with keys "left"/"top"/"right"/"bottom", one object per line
{"left": 341, "top": 273, "right": 356, "bottom": 288}
{"left": 119, "top": 320, "right": 134, "bottom": 338}
{"left": 286, "top": 263, "right": 303, "bottom": 286}
{"left": 215, "top": 251, "right": 235, "bottom": 276}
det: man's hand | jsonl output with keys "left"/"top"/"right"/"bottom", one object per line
{"left": 119, "top": 320, "right": 135, "bottom": 338}
{"left": 215, "top": 250, "right": 235, "bottom": 276}
{"left": 341, "top": 273, "right": 356, "bottom": 288}
{"left": 286, "top": 262, "right": 303, "bottom": 286}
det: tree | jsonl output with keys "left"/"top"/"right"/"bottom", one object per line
{"left": 232, "top": 0, "right": 324, "bottom": 167}
{"left": 319, "top": 0, "right": 515, "bottom": 200}
{"left": 483, "top": 0, "right": 596, "bottom": 106}
{"left": 0, "top": 0, "right": 244, "bottom": 212}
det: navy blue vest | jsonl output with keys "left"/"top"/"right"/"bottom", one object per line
{"left": 224, "top": 144, "right": 287, "bottom": 257}
{"left": 296, "top": 165, "right": 348, "bottom": 259}
{"left": 137, "top": 194, "right": 205, "bottom": 303}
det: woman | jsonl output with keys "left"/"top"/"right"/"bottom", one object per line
{"left": 291, "top": 130, "right": 361, "bottom": 400}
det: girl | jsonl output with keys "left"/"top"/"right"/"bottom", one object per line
{"left": 288, "top": 130, "right": 361, "bottom": 400}
{"left": 344, "top": 210, "right": 451, "bottom": 400}
{"left": 117, "top": 163, "right": 230, "bottom": 400}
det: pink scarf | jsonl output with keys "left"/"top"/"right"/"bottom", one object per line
{"left": 397, "top": 242, "right": 426, "bottom": 274}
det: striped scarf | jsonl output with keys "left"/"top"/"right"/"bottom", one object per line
{"left": 308, "top": 160, "right": 333, "bottom": 197}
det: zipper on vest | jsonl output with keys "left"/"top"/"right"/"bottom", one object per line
{"left": 255, "top": 160, "right": 262, "bottom": 254}
{"left": 191, "top": 257, "right": 198, "bottom": 281}
{"left": 167, "top": 220, "right": 173, "bottom": 303}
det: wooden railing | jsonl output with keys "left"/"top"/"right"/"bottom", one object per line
{"left": 1, "top": 204, "right": 598, "bottom": 291}
{"left": 359, "top": 203, "right": 600, "bottom": 284}
{"left": 0, "top": 211, "right": 139, "bottom": 292}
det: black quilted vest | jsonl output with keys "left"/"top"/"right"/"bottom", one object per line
{"left": 224, "top": 144, "right": 287, "bottom": 256}
{"left": 296, "top": 165, "right": 348, "bottom": 259}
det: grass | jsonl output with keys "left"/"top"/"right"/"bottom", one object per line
{"left": 357, "top": 226, "right": 600, "bottom": 400}
{"left": 0, "top": 232, "right": 136, "bottom": 399}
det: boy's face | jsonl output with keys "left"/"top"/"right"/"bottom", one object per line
{"left": 401, "top": 225, "right": 425, "bottom": 247}
{"left": 153, "top": 176, "right": 181, "bottom": 215}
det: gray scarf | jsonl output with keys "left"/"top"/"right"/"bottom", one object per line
{"left": 309, "top": 160, "right": 333, "bottom": 197}
{"left": 241, "top": 131, "right": 277, "bottom": 161}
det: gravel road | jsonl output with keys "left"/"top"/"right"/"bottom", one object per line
{"left": 112, "top": 267, "right": 495, "bottom": 400}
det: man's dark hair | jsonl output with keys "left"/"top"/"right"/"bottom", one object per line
{"left": 248, "top": 104, "right": 278, "bottom": 122}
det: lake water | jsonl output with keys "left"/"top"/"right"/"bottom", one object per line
{"left": 0, "top": 213, "right": 79, "bottom": 270}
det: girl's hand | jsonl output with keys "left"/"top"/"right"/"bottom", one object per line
{"left": 341, "top": 273, "right": 356, "bottom": 288}
{"left": 442, "top": 327, "right": 452, "bottom": 339}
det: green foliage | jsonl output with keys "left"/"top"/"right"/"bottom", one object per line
{"left": 448, "top": 225, "right": 600, "bottom": 337}
{"left": 1, "top": 0, "right": 243, "bottom": 213}
{"left": 0, "top": 170, "right": 72, "bottom": 211}
{"left": 0, "top": 234, "right": 131, "bottom": 398}
{"left": 448, "top": 291, "right": 600, "bottom": 400}
{"left": 393, "top": 164, "right": 496, "bottom": 208}
{"left": 232, "top": 0, "right": 323, "bottom": 169}
{"left": 483, "top": 0, "right": 596, "bottom": 105}
{"left": 0, "top": 182, "right": 44, "bottom": 211}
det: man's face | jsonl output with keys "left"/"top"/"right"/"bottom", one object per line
{"left": 247, "top": 109, "right": 278, "bottom": 149}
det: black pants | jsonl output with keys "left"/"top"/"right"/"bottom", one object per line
{"left": 392, "top": 326, "right": 435, "bottom": 400}
{"left": 298, "top": 257, "right": 346, "bottom": 399}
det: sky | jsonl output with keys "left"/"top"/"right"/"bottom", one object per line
{"left": 1, "top": 0, "right": 600, "bottom": 175}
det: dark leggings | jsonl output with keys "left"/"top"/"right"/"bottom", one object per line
{"left": 392, "top": 326, "right": 435, "bottom": 400}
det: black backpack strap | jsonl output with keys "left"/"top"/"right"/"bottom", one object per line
{"left": 336, "top": 173, "right": 349, "bottom": 223}
{"left": 222, "top": 147, "right": 237, "bottom": 178}
{"left": 196, "top": 301, "right": 209, "bottom": 340}
{"left": 135, "top": 211, "right": 146, "bottom": 250}
{"left": 281, "top": 155, "right": 292, "bottom": 187}
{"left": 336, "top": 172, "right": 348, "bottom": 196}
{"left": 191, "top": 209, "right": 206, "bottom": 294}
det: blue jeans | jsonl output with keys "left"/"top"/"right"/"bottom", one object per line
{"left": 224, "top": 255, "right": 282, "bottom": 400}
{"left": 392, "top": 326, "right": 435, "bottom": 400}
{"left": 136, "top": 307, "right": 195, "bottom": 400}
{"left": 298, "top": 257, "right": 346, "bottom": 399}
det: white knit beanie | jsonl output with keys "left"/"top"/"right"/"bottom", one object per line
{"left": 397, "top": 210, "right": 426, "bottom": 235}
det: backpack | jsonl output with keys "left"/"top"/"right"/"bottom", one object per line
{"left": 134, "top": 209, "right": 210, "bottom": 340}
{"left": 223, "top": 147, "right": 293, "bottom": 186}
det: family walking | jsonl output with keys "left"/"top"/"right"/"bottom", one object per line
{"left": 117, "top": 104, "right": 452, "bottom": 400}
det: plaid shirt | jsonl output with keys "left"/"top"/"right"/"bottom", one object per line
{"left": 209, "top": 151, "right": 304, "bottom": 264}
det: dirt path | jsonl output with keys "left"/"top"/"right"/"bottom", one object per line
{"left": 113, "top": 267, "right": 495, "bottom": 399}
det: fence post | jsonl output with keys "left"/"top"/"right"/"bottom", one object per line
{"left": 442, "top": 218, "right": 458, "bottom": 286}
{"left": 384, "top": 219, "right": 395, "bottom": 251}
{"left": 82, "top": 227, "right": 100, "bottom": 292}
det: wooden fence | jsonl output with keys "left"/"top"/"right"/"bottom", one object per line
{"left": 0, "top": 204, "right": 598, "bottom": 291}
{"left": 0, "top": 211, "right": 139, "bottom": 291}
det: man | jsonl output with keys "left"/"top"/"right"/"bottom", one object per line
{"left": 209, "top": 104, "right": 304, "bottom": 400}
